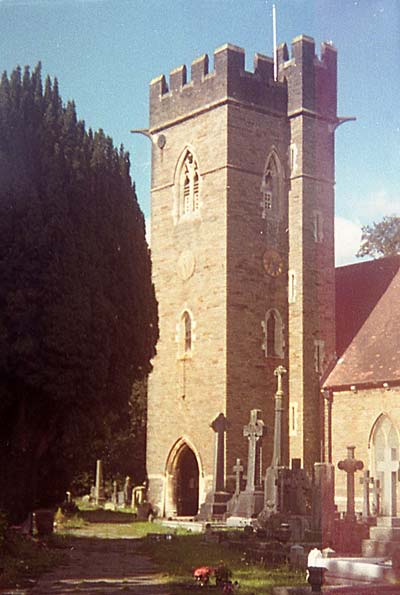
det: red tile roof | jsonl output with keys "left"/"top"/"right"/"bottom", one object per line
{"left": 324, "top": 256, "right": 400, "bottom": 389}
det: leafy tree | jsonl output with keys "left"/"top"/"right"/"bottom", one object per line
{"left": 357, "top": 215, "right": 400, "bottom": 259}
{"left": 0, "top": 64, "right": 158, "bottom": 521}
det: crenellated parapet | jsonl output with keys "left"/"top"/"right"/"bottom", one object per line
{"left": 149, "top": 36, "right": 337, "bottom": 130}
{"left": 149, "top": 43, "right": 287, "bottom": 130}
{"left": 278, "top": 35, "right": 337, "bottom": 119}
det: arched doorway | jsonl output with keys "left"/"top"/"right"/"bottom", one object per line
{"left": 371, "top": 414, "right": 400, "bottom": 516}
{"left": 165, "top": 440, "right": 200, "bottom": 517}
{"left": 176, "top": 445, "right": 199, "bottom": 516}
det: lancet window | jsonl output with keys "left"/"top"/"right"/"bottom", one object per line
{"left": 260, "top": 152, "right": 281, "bottom": 219}
{"left": 178, "top": 150, "right": 200, "bottom": 219}
{"left": 314, "top": 339, "right": 325, "bottom": 375}
{"left": 177, "top": 309, "right": 195, "bottom": 358}
{"left": 262, "top": 308, "right": 284, "bottom": 358}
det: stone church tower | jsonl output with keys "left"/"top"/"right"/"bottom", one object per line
{"left": 146, "top": 35, "right": 337, "bottom": 517}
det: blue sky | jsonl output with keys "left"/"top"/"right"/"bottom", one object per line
{"left": 1, "top": 0, "right": 399, "bottom": 264}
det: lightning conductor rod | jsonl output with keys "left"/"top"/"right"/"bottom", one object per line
{"left": 272, "top": 3, "right": 277, "bottom": 82}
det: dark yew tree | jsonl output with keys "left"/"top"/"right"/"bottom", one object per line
{"left": 0, "top": 64, "right": 158, "bottom": 521}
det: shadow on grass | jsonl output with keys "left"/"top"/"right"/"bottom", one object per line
{"left": 19, "top": 535, "right": 171, "bottom": 594}
{"left": 80, "top": 509, "right": 137, "bottom": 523}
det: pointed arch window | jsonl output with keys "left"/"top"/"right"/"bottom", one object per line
{"left": 177, "top": 309, "right": 195, "bottom": 359}
{"left": 262, "top": 308, "right": 284, "bottom": 358}
{"left": 371, "top": 415, "right": 400, "bottom": 516}
{"left": 183, "top": 311, "right": 192, "bottom": 353}
{"left": 260, "top": 152, "right": 281, "bottom": 219}
{"left": 178, "top": 149, "right": 201, "bottom": 219}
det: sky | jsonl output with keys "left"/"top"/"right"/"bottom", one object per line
{"left": 1, "top": 0, "right": 399, "bottom": 265}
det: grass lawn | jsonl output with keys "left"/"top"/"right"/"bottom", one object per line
{"left": 0, "top": 515, "right": 307, "bottom": 594}
{"left": 137, "top": 529, "right": 306, "bottom": 595}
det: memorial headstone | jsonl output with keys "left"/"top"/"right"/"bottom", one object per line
{"left": 226, "top": 410, "right": 265, "bottom": 518}
{"left": 313, "top": 462, "right": 335, "bottom": 547}
{"left": 197, "top": 413, "right": 231, "bottom": 519}
{"left": 370, "top": 477, "right": 381, "bottom": 516}
{"left": 264, "top": 366, "right": 287, "bottom": 515}
{"left": 124, "top": 476, "right": 133, "bottom": 506}
{"left": 233, "top": 458, "right": 244, "bottom": 496}
{"left": 360, "top": 469, "right": 372, "bottom": 518}
{"left": 112, "top": 480, "right": 118, "bottom": 505}
{"left": 337, "top": 446, "right": 363, "bottom": 521}
{"left": 94, "top": 459, "right": 105, "bottom": 506}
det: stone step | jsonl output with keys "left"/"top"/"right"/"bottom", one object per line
{"left": 369, "top": 526, "right": 400, "bottom": 541}
{"left": 377, "top": 515, "right": 400, "bottom": 527}
{"left": 324, "top": 556, "right": 395, "bottom": 585}
{"left": 362, "top": 539, "right": 394, "bottom": 557}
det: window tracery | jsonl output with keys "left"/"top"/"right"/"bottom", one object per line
{"left": 177, "top": 149, "right": 201, "bottom": 220}
{"left": 260, "top": 152, "right": 281, "bottom": 219}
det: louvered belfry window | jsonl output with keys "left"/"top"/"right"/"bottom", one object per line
{"left": 180, "top": 150, "right": 200, "bottom": 217}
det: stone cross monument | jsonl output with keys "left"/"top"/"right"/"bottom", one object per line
{"left": 233, "top": 458, "right": 244, "bottom": 496}
{"left": 244, "top": 409, "right": 265, "bottom": 492}
{"left": 226, "top": 409, "right": 265, "bottom": 518}
{"left": 272, "top": 365, "right": 286, "bottom": 467}
{"left": 263, "top": 366, "right": 287, "bottom": 515}
{"left": 338, "top": 446, "right": 363, "bottom": 521}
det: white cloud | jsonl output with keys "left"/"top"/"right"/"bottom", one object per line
{"left": 358, "top": 189, "right": 400, "bottom": 222}
{"left": 335, "top": 216, "right": 362, "bottom": 266}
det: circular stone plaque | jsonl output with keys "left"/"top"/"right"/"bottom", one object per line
{"left": 177, "top": 250, "right": 196, "bottom": 281}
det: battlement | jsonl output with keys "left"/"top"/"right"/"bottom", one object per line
{"left": 278, "top": 35, "right": 337, "bottom": 117}
{"left": 150, "top": 36, "right": 337, "bottom": 130}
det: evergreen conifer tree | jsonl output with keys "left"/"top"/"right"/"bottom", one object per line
{"left": 0, "top": 65, "right": 158, "bottom": 521}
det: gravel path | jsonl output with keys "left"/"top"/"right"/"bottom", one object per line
{"left": 29, "top": 532, "right": 172, "bottom": 595}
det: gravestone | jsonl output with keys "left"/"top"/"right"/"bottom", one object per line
{"left": 360, "top": 469, "right": 372, "bottom": 518}
{"left": 197, "top": 413, "right": 231, "bottom": 519}
{"left": 211, "top": 413, "right": 229, "bottom": 492}
{"left": 124, "top": 476, "right": 133, "bottom": 506}
{"left": 226, "top": 410, "right": 265, "bottom": 518}
{"left": 112, "top": 480, "right": 118, "bottom": 505}
{"left": 233, "top": 458, "right": 244, "bottom": 496}
{"left": 337, "top": 446, "right": 363, "bottom": 521}
{"left": 312, "top": 462, "right": 335, "bottom": 547}
{"left": 263, "top": 366, "right": 287, "bottom": 515}
{"left": 94, "top": 459, "right": 105, "bottom": 506}
{"left": 280, "top": 459, "right": 311, "bottom": 516}
{"left": 370, "top": 477, "right": 381, "bottom": 515}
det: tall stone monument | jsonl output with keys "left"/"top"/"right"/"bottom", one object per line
{"left": 264, "top": 366, "right": 287, "bottom": 515}
{"left": 226, "top": 409, "right": 265, "bottom": 518}
{"left": 198, "top": 413, "right": 231, "bottom": 519}
{"left": 338, "top": 446, "right": 363, "bottom": 521}
{"left": 94, "top": 459, "right": 105, "bottom": 506}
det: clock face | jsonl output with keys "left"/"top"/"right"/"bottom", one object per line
{"left": 263, "top": 249, "right": 284, "bottom": 278}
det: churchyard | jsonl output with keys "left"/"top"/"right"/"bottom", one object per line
{"left": 0, "top": 512, "right": 305, "bottom": 594}
{"left": 3, "top": 366, "right": 400, "bottom": 594}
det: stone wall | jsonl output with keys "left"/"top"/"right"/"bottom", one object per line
{"left": 147, "top": 35, "right": 337, "bottom": 514}
{"left": 331, "top": 386, "right": 400, "bottom": 513}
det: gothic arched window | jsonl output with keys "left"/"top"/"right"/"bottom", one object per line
{"left": 183, "top": 311, "right": 192, "bottom": 353}
{"left": 262, "top": 308, "right": 284, "bottom": 358}
{"left": 178, "top": 149, "right": 201, "bottom": 219}
{"left": 260, "top": 152, "right": 281, "bottom": 219}
{"left": 177, "top": 309, "right": 195, "bottom": 358}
